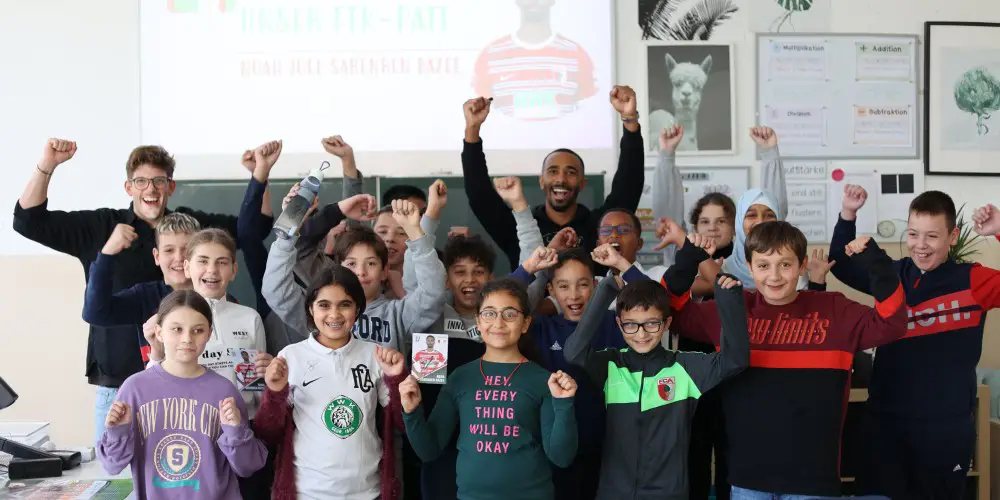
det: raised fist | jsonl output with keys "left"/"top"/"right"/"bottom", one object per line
{"left": 973, "top": 204, "right": 1000, "bottom": 236}
{"left": 841, "top": 184, "right": 868, "bottom": 216}
{"left": 391, "top": 199, "right": 422, "bottom": 234}
{"left": 493, "top": 177, "right": 527, "bottom": 211}
{"left": 547, "top": 370, "right": 578, "bottom": 398}
{"left": 464, "top": 97, "right": 492, "bottom": 127}
{"left": 427, "top": 179, "right": 448, "bottom": 218}
{"left": 659, "top": 125, "right": 684, "bottom": 152}
{"left": 219, "top": 397, "right": 241, "bottom": 427}
{"left": 375, "top": 346, "right": 406, "bottom": 377}
{"left": 338, "top": 194, "right": 378, "bottom": 222}
{"left": 610, "top": 85, "right": 637, "bottom": 116}
{"left": 591, "top": 243, "right": 628, "bottom": 271}
{"left": 547, "top": 227, "right": 579, "bottom": 251}
{"left": 40, "top": 138, "right": 77, "bottom": 171}
{"left": 102, "top": 224, "right": 138, "bottom": 256}
{"left": 653, "top": 217, "right": 685, "bottom": 251}
{"left": 321, "top": 135, "right": 353, "bottom": 158}
{"left": 522, "top": 246, "right": 558, "bottom": 275}
{"left": 265, "top": 356, "right": 288, "bottom": 392}
{"left": 749, "top": 126, "right": 777, "bottom": 148}
{"left": 243, "top": 140, "right": 282, "bottom": 173}
{"left": 844, "top": 236, "right": 871, "bottom": 257}
{"left": 105, "top": 401, "right": 131, "bottom": 427}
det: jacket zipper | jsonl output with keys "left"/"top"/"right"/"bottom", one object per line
{"left": 634, "top": 356, "right": 646, "bottom": 499}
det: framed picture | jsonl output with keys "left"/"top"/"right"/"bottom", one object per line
{"left": 925, "top": 22, "right": 1000, "bottom": 176}
{"left": 639, "top": 41, "right": 737, "bottom": 156}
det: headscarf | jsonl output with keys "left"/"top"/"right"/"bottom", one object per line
{"left": 722, "top": 188, "right": 781, "bottom": 288}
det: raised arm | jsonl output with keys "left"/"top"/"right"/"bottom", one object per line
{"left": 404, "top": 180, "right": 447, "bottom": 294}
{"left": 752, "top": 126, "right": 788, "bottom": 220}
{"left": 254, "top": 357, "right": 291, "bottom": 446}
{"left": 597, "top": 86, "right": 644, "bottom": 214}
{"left": 828, "top": 184, "right": 874, "bottom": 294}
{"left": 82, "top": 226, "right": 158, "bottom": 326}
{"left": 838, "top": 237, "right": 907, "bottom": 350}
{"left": 390, "top": 200, "right": 448, "bottom": 339}
{"left": 564, "top": 275, "right": 620, "bottom": 387}
{"left": 238, "top": 141, "right": 282, "bottom": 319}
{"left": 461, "top": 97, "right": 521, "bottom": 269}
{"left": 263, "top": 236, "right": 312, "bottom": 339}
{"left": 651, "top": 126, "right": 687, "bottom": 268}
{"left": 217, "top": 391, "right": 268, "bottom": 477}
{"left": 540, "top": 388, "right": 578, "bottom": 468}
{"left": 495, "top": 176, "right": 544, "bottom": 263}
{"left": 659, "top": 235, "right": 720, "bottom": 345}
{"left": 97, "top": 395, "right": 135, "bottom": 475}
{"left": 676, "top": 276, "right": 750, "bottom": 393}
{"left": 400, "top": 376, "right": 459, "bottom": 462}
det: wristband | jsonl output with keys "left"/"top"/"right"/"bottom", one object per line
{"left": 36, "top": 165, "right": 53, "bottom": 176}
{"left": 621, "top": 113, "right": 639, "bottom": 123}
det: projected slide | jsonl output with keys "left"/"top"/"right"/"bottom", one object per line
{"left": 141, "top": 0, "right": 614, "bottom": 154}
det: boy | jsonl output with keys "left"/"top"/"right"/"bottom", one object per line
{"left": 432, "top": 234, "right": 496, "bottom": 340}
{"left": 661, "top": 221, "right": 907, "bottom": 498}
{"left": 564, "top": 242, "right": 749, "bottom": 500}
{"left": 829, "top": 188, "right": 1000, "bottom": 499}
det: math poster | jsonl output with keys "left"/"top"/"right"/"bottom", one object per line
{"left": 233, "top": 348, "right": 264, "bottom": 392}
{"left": 412, "top": 334, "right": 448, "bottom": 384}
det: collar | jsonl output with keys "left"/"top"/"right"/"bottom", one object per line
{"left": 510, "top": 29, "right": 558, "bottom": 50}
{"left": 307, "top": 333, "right": 358, "bottom": 357}
{"left": 202, "top": 295, "right": 229, "bottom": 307}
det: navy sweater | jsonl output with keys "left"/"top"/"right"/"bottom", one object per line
{"left": 830, "top": 216, "right": 1000, "bottom": 419}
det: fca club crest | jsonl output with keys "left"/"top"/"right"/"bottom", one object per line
{"left": 657, "top": 377, "right": 675, "bottom": 402}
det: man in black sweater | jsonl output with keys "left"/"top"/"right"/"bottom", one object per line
{"left": 461, "top": 86, "right": 645, "bottom": 271}
{"left": 12, "top": 138, "right": 271, "bottom": 443}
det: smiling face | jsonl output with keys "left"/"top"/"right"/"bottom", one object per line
{"left": 749, "top": 246, "right": 805, "bottom": 305}
{"left": 540, "top": 151, "right": 585, "bottom": 213}
{"left": 309, "top": 284, "right": 359, "bottom": 347}
{"left": 742, "top": 203, "right": 778, "bottom": 237}
{"left": 184, "top": 242, "right": 236, "bottom": 300}
{"left": 153, "top": 232, "right": 191, "bottom": 288}
{"left": 447, "top": 257, "right": 492, "bottom": 315}
{"left": 617, "top": 305, "right": 671, "bottom": 354}
{"left": 340, "top": 243, "right": 388, "bottom": 301}
{"left": 156, "top": 306, "right": 211, "bottom": 365}
{"left": 547, "top": 259, "right": 594, "bottom": 322}
{"left": 598, "top": 211, "right": 642, "bottom": 264}
{"left": 374, "top": 212, "right": 407, "bottom": 268}
{"left": 126, "top": 164, "right": 175, "bottom": 223}
{"left": 906, "top": 211, "right": 958, "bottom": 272}
{"left": 477, "top": 291, "right": 531, "bottom": 351}
{"left": 696, "top": 203, "right": 734, "bottom": 248}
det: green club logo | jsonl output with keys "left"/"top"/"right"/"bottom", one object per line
{"left": 323, "top": 396, "right": 363, "bottom": 439}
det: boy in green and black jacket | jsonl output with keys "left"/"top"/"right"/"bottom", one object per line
{"left": 565, "top": 243, "right": 750, "bottom": 500}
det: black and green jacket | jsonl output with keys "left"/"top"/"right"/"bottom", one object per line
{"left": 564, "top": 271, "right": 749, "bottom": 500}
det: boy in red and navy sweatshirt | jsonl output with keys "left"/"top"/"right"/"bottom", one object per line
{"left": 829, "top": 189, "right": 1000, "bottom": 499}
{"left": 661, "top": 221, "right": 907, "bottom": 497}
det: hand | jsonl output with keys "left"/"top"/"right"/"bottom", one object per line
{"left": 282, "top": 183, "right": 320, "bottom": 216}
{"left": 219, "top": 397, "right": 241, "bottom": 427}
{"left": 749, "top": 126, "right": 778, "bottom": 148}
{"left": 698, "top": 257, "right": 724, "bottom": 284}
{"left": 391, "top": 199, "right": 423, "bottom": 238}
{"left": 426, "top": 179, "right": 448, "bottom": 219}
{"left": 610, "top": 85, "right": 638, "bottom": 116}
{"left": 592, "top": 243, "right": 630, "bottom": 272}
{"left": 39, "top": 138, "right": 77, "bottom": 171}
{"left": 243, "top": 140, "right": 282, "bottom": 173}
{"left": 375, "top": 346, "right": 406, "bottom": 378}
{"left": 659, "top": 124, "right": 684, "bottom": 152}
{"left": 547, "top": 370, "right": 578, "bottom": 398}
{"left": 522, "top": 246, "right": 558, "bottom": 275}
{"left": 493, "top": 177, "right": 528, "bottom": 212}
{"left": 265, "top": 356, "right": 288, "bottom": 392}
{"left": 321, "top": 135, "right": 354, "bottom": 158}
{"left": 338, "top": 194, "right": 378, "bottom": 222}
{"left": 143, "top": 314, "right": 165, "bottom": 362}
{"left": 254, "top": 352, "right": 274, "bottom": 378}
{"left": 399, "top": 375, "right": 423, "bottom": 414}
{"left": 386, "top": 269, "right": 406, "bottom": 299}
{"left": 105, "top": 401, "right": 131, "bottom": 427}
{"left": 973, "top": 204, "right": 1000, "bottom": 236}
{"left": 844, "top": 236, "right": 871, "bottom": 257}
{"left": 716, "top": 275, "right": 743, "bottom": 289}
{"left": 448, "top": 226, "right": 470, "bottom": 239}
{"left": 841, "top": 184, "right": 868, "bottom": 220}
{"left": 547, "top": 227, "right": 579, "bottom": 251}
{"left": 653, "top": 217, "right": 686, "bottom": 251}
{"left": 806, "top": 248, "right": 836, "bottom": 284}
{"left": 102, "top": 224, "right": 138, "bottom": 255}
{"left": 687, "top": 233, "right": 717, "bottom": 257}
{"left": 463, "top": 97, "right": 492, "bottom": 127}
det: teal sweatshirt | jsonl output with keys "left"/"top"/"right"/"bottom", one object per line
{"left": 402, "top": 360, "right": 577, "bottom": 500}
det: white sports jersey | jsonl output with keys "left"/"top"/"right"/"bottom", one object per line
{"left": 279, "top": 335, "right": 390, "bottom": 500}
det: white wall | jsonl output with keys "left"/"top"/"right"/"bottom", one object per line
{"left": 2, "top": 0, "right": 1000, "bottom": 447}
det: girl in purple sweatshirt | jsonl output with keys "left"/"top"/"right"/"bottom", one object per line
{"left": 97, "top": 290, "right": 268, "bottom": 499}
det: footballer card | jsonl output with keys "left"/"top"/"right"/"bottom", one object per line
{"left": 412, "top": 333, "right": 448, "bottom": 384}
{"left": 233, "top": 348, "right": 265, "bottom": 391}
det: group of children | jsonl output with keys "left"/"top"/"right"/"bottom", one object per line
{"left": 12, "top": 88, "right": 1000, "bottom": 500}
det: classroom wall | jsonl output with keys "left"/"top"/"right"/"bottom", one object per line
{"left": 2, "top": 0, "right": 999, "bottom": 447}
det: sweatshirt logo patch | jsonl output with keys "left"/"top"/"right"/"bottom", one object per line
{"left": 657, "top": 377, "right": 675, "bottom": 402}
{"left": 550, "top": 341, "right": 563, "bottom": 351}
{"left": 324, "top": 396, "right": 363, "bottom": 439}
{"left": 152, "top": 433, "right": 202, "bottom": 491}
{"left": 232, "top": 330, "right": 249, "bottom": 337}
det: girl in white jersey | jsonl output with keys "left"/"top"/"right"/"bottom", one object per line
{"left": 255, "top": 264, "right": 408, "bottom": 500}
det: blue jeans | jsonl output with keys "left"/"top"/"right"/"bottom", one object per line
{"left": 94, "top": 386, "right": 118, "bottom": 444}
{"left": 731, "top": 486, "right": 889, "bottom": 500}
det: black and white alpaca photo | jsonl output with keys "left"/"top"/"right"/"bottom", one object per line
{"left": 643, "top": 43, "right": 736, "bottom": 154}
{"left": 638, "top": 0, "right": 740, "bottom": 40}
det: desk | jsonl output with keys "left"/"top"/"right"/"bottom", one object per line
{"left": 2, "top": 459, "right": 132, "bottom": 498}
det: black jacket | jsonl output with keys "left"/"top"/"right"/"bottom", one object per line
{"left": 564, "top": 273, "right": 749, "bottom": 500}
{"left": 12, "top": 200, "right": 267, "bottom": 387}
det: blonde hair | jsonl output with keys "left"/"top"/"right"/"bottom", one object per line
{"left": 155, "top": 213, "right": 200, "bottom": 245}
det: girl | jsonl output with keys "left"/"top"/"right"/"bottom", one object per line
{"left": 400, "top": 278, "right": 579, "bottom": 500}
{"left": 98, "top": 290, "right": 267, "bottom": 500}
{"left": 255, "top": 265, "right": 408, "bottom": 500}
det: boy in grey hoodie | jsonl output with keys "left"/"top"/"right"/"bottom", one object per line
{"left": 262, "top": 195, "right": 447, "bottom": 355}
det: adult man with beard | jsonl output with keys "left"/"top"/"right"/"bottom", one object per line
{"left": 461, "top": 86, "right": 645, "bottom": 271}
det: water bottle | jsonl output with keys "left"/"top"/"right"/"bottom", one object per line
{"left": 273, "top": 166, "right": 325, "bottom": 239}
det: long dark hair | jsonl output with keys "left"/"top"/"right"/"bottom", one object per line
{"left": 476, "top": 278, "right": 545, "bottom": 365}
{"left": 304, "top": 265, "right": 367, "bottom": 331}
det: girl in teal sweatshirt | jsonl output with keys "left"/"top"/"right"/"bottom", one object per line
{"left": 400, "top": 278, "right": 579, "bottom": 500}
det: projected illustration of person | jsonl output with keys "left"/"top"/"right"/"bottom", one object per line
{"left": 472, "top": 0, "right": 598, "bottom": 121}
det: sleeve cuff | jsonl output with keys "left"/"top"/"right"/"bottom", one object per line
{"left": 462, "top": 140, "right": 484, "bottom": 153}
{"left": 105, "top": 422, "right": 132, "bottom": 440}
{"left": 511, "top": 266, "right": 535, "bottom": 284}
{"left": 272, "top": 236, "right": 297, "bottom": 253}
{"left": 512, "top": 207, "right": 535, "bottom": 223}
{"left": 551, "top": 396, "right": 575, "bottom": 410}
{"left": 622, "top": 265, "right": 648, "bottom": 284}
{"left": 657, "top": 150, "right": 676, "bottom": 162}
{"left": 406, "top": 234, "right": 433, "bottom": 253}
{"left": 760, "top": 145, "right": 781, "bottom": 162}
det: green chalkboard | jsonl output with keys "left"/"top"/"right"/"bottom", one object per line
{"left": 167, "top": 175, "right": 604, "bottom": 307}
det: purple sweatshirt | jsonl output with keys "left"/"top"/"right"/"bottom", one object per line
{"left": 97, "top": 364, "right": 268, "bottom": 499}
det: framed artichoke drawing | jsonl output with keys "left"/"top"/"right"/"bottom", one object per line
{"left": 925, "top": 22, "right": 1000, "bottom": 176}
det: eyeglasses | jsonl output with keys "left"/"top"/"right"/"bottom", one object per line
{"left": 598, "top": 224, "right": 637, "bottom": 237}
{"left": 478, "top": 308, "right": 525, "bottom": 323}
{"left": 130, "top": 176, "right": 171, "bottom": 190}
{"left": 619, "top": 320, "right": 664, "bottom": 334}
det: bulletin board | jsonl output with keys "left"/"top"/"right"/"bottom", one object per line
{"left": 756, "top": 33, "right": 920, "bottom": 160}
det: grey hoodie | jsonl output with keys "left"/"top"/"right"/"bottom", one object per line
{"left": 262, "top": 233, "right": 447, "bottom": 354}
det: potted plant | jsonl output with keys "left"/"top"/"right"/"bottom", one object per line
{"left": 950, "top": 204, "right": 984, "bottom": 263}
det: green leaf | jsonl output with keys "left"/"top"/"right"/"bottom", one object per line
{"left": 949, "top": 204, "right": 984, "bottom": 263}
{"left": 776, "top": 0, "right": 813, "bottom": 12}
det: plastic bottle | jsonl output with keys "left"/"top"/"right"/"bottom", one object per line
{"left": 272, "top": 167, "right": 325, "bottom": 239}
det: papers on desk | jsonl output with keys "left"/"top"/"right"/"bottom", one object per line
{"left": 3, "top": 478, "right": 134, "bottom": 499}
